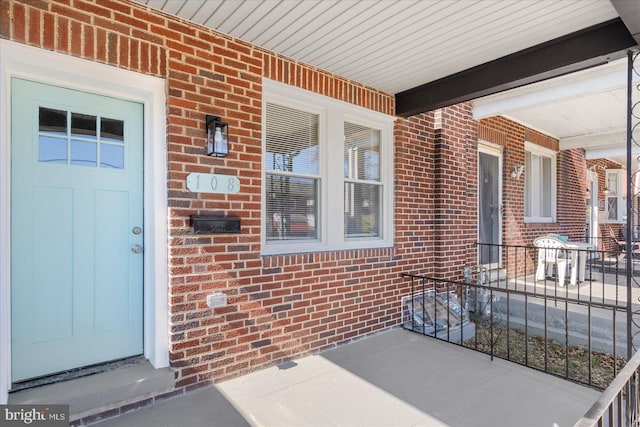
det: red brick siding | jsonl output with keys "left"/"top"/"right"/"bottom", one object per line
{"left": 478, "top": 117, "right": 588, "bottom": 275}
{"left": 394, "top": 113, "right": 436, "bottom": 277}
{"left": 587, "top": 158, "right": 625, "bottom": 251}
{"left": 432, "top": 105, "right": 478, "bottom": 279}
{"left": 2, "top": 0, "right": 414, "bottom": 390}
{"left": 557, "top": 148, "right": 588, "bottom": 239}
{"left": 3, "top": 0, "right": 592, "bottom": 392}
{"left": 479, "top": 117, "right": 586, "bottom": 241}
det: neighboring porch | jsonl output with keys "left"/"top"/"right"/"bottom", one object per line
{"left": 478, "top": 246, "right": 640, "bottom": 307}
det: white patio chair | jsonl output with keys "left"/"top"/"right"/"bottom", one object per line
{"left": 533, "top": 236, "right": 570, "bottom": 286}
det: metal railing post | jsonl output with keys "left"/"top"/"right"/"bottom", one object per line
{"left": 626, "top": 49, "right": 633, "bottom": 361}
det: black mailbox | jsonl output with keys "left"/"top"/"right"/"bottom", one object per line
{"left": 190, "top": 215, "right": 241, "bottom": 234}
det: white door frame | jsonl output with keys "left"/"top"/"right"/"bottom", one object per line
{"left": 0, "top": 40, "right": 169, "bottom": 403}
{"left": 587, "top": 167, "right": 599, "bottom": 242}
{"left": 477, "top": 142, "right": 503, "bottom": 268}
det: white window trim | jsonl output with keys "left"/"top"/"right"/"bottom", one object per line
{"left": 261, "top": 79, "right": 394, "bottom": 255}
{"left": 524, "top": 141, "right": 557, "bottom": 223}
{"left": 605, "top": 169, "right": 626, "bottom": 223}
{"left": 0, "top": 40, "right": 169, "bottom": 403}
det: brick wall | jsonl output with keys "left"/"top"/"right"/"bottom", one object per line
{"left": 587, "top": 158, "right": 625, "bottom": 251}
{"left": 432, "top": 105, "right": 478, "bottom": 279}
{"left": 394, "top": 113, "right": 437, "bottom": 277}
{"left": 478, "top": 116, "right": 588, "bottom": 274}
{"left": 1, "top": 0, "right": 427, "bottom": 389}
{"left": 2, "top": 0, "right": 593, "bottom": 392}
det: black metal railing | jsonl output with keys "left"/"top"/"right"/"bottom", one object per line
{"left": 475, "top": 241, "right": 632, "bottom": 310}
{"left": 573, "top": 49, "right": 640, "bottom": 426}
{"left": 574, "top": 348, "right": 640, "bottom": 426}
{"left": 402, "top": 267, "right": 628, "bottom": 389}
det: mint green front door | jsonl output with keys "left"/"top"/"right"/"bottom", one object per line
{"left": 11, "top": 78, "right": 144, "bottom": 382}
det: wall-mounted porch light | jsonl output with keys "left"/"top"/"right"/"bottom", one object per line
{"left": 205, "top": 115, "right": 229, "bottom": 157}
{"left": 511, "top": 165, "right": 524, "bottom": 179}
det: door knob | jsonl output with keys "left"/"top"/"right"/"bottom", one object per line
{"left": 131, "top": 244, "right": 143, "bottom": 253}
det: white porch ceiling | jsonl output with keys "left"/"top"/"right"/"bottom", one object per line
{"left": 134, "top": 0, "right": 619, "bottom": 95}
{"left": 133, "top": 0, "right": 638, "bottom": 166}
{"left": 473, "top": 57, "right": 639, "bottom": 168}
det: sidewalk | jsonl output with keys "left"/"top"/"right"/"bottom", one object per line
{"left": 96, "top": 328, "right": 600, "bottom": 427}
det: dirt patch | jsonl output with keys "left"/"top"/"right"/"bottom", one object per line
{"left": 465, "top": 323, "right": 627, "bottom": 389}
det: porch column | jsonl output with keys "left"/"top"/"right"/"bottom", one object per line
{"left": 432, "top": 104, "right": 478, "bottom": 280}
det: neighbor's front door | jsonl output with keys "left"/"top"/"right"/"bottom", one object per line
{"left": 11, "top": 78, "right": 144, "bottom": 382}
{"left": 478, "top": 146, "right": 502, "bottom": 267}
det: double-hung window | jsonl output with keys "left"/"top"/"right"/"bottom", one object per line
{"left": 605, "top": 169, "right": 625, "bottom": 222}
{"left": 524, "top": 142, "right": 556, "bottom": 223}
{"left": 262, "top": 80, "right": 394, "bottom": 255}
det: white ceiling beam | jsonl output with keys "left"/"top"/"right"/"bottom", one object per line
{"left": 560, "top": 130, "right": 627, "bottom": 150}
{"left": 584, "top": 145, "right": 639, "bottom": 160}
{"left": 473, "top": 59, "right": 631, "bottom": 119}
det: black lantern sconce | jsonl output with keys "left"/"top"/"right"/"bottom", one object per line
{"left": 205, "top": 115, "right": 229, "bottom": 157}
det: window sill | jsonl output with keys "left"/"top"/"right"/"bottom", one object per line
{"left": 261, "top": 239, "right": 394, "bottom": 256}
{"left": 524, "top": 217, "right": 556, "bottom": 224}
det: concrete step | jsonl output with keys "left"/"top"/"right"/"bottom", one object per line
{"left": 8, "top": 359, "right": 175, "bottom": 425}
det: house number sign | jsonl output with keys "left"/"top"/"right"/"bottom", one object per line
{"left": 186, "top": 172, "right": 240, "bottom": 194}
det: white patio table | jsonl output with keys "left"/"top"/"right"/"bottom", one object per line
{"left": 565, "top": 241, "right": 595, "bottom": 285}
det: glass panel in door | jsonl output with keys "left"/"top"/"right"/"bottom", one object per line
{"left": 478, "top": 151, "right": 501, "bottom": 266}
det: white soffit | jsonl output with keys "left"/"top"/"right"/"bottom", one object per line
{"left": 133, "top": 0, "right": 618, "bottom": 94}
{"left": 473, "top": 57, "right": 639, "bottom": 160}
{"left": 472, "top": 54, "right": 640, "bottom": 169}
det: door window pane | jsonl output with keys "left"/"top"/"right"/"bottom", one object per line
{"left": 71, "top": 113, "right": 97, "bottom": 140}
{"left": 71, "top": 140, "right": 97, "bottom": 166}
{"left": 39, "top": 108, "right": 68, "bottom": 164}
{"left": 478, "top": 151, "right": 499, "bottom": 264}
{"left": 101, "top": 118, "right": 124, "bottom": 144}
{"left": 39, "top": 108, "right": 66, "bottom": 134}
{"left": 100, "top": 144, "right": 124, "bottom": 169}
{"left": 38, "top": 136, "right": 67, "bottom": 164}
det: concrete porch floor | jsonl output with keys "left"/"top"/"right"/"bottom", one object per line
{"left": 95, "top": 328, "right": 599, "bottom": 427}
